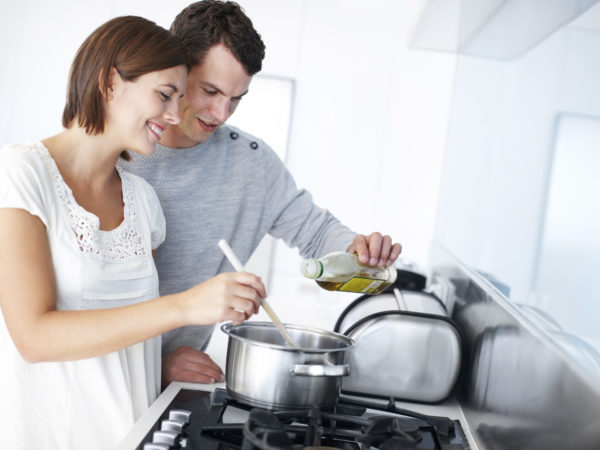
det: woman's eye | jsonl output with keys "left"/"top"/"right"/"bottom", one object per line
{"left": 159, "top": 92, "right": 171, "bottom": 101}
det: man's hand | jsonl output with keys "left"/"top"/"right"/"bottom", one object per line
{"left": 161, "top": 346, "right": 225, "bottom": 390}
{"left": 346, "top": 232, "right": 402, "bottom": 267}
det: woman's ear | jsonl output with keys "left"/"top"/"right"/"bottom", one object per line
{"left": 99, "top": 67, "right": 121, "bottom": 101}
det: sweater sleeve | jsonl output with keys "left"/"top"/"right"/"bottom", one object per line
{"left": 260, "top": 143, "right": 356, "bottom": 258}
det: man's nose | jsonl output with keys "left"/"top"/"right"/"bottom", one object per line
{"left": 211, "top": 96, "right": 230, "bottom": 124}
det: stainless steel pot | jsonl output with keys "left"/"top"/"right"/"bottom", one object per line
{"left": 221, "top": 322, "right": 354, "bottom": 409}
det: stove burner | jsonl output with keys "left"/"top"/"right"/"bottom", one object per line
{"left": 365, "top": 416, "right": 421, "bottom": 439}
{"left": 138, "top": 388, "right": 469, "bottom": 450}
{"left": 242, "top": 409, "right": 300, "bottom": 450}
{"left": 338, "top": 395, "right": 453, "bottom": 437}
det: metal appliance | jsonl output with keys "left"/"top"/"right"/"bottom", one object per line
{"left": 333, "top": 287, "right": 463, "bottom": 403}
{"left": 118, "top": 382, "right": 477, "bottom": 450}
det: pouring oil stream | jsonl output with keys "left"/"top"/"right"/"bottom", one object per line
{"left": 218, "top": 239, "right": 300, "bottom": 349}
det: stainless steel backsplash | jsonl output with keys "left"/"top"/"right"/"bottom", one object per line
{"left": 429, "top": 242, "right": 600, "bottom": 450}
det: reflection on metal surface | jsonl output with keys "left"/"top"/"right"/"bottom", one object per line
{"left": 334, "top": 291, "right": 448, "bottom": 334}
{"left": 341, "top": 311, "right": 462, "bottom": 403}
{"left": 429, "top": 241, "right": 600, "bottom": 450}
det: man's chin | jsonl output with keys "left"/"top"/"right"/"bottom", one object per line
{"left": 193, "top": 126, "right": 219, "bottom": 144}
{"left": 197, "top": 130, "right": 214, "bottom": 142}
{"left": 160, "top": 125, "right": 209, "bottom": 148}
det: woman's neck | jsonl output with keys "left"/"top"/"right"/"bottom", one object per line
{"left": 42, "top": 127, "right": 126, "bottom": 231}
{"left": 42, "top": 127, "right": 122, "bottom": 190}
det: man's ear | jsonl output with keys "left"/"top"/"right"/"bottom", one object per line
{"left": 99, "top": 67, "right": 121, "bottom": 101}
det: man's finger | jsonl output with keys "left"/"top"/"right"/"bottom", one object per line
{"left": 387, "top": 243, "right": 403, "bottom": 265}
{"left": 348, "top": 234, "right": 369, "bottom": 263}
{"left": 367, "top": 232, "right": 383, "bottom": 266}
{"left": 378, "top": 235, "right": 392, "bottom": 265}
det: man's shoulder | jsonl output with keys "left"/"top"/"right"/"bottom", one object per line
{"left": 215, "top": 125, "right": 270, "bottom": 153}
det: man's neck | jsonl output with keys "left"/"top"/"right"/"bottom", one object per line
{"left": 159, "top": 125, "right": 200, "bottom": 149}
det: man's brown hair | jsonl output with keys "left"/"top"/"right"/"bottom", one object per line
{"left": 170, "top": 0, "right": 265, "bottom": 76}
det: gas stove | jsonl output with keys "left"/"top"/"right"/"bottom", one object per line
{"left": 117, "top": 383, "right": 477, "bottom": 450}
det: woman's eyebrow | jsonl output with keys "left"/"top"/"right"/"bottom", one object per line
{"left": 160, "top": 83, "right": 180, "bottom": 92}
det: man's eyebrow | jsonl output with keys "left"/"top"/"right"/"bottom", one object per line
{"left": 202, "top": 81, "right": 248, "bottom": 98}
{"left": 233, "top": 90, "right": 249, "bottom": 99}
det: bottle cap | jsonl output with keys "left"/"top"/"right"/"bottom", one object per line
{"left": 301, "top": 259, "right": 323, "bottom": 279}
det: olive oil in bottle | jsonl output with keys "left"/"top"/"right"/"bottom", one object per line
{"left": 301, "top": 251, "right": 397, "bottom": 295}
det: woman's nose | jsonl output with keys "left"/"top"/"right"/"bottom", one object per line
{"left": 164, "top": 100, "right": 181, "bottom": 125}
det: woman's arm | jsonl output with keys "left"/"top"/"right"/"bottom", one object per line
{"left": 0, "top": 208, "right": 264, "bottom": 363}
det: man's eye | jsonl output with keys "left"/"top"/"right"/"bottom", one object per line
{"left": 203, "top": 88, "right": 217, "bottom": 95}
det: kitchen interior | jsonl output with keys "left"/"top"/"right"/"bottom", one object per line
{"left": 2, "top": 0, "right": 600, "bottom": 449}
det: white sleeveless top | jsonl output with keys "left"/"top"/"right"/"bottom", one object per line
{"left": 0, "top": 142, "right": 166, "bottom": 449}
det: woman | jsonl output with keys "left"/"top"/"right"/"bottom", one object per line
{"left": 0, "top": 16, "right": 265, "bottom": 449}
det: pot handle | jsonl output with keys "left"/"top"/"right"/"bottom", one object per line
{"left": 291, "top": 364, "right": 350, "bottom": 377}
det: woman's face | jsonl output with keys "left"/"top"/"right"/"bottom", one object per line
{"left": 105, "top": 65, "right": 188, "bottom": 155}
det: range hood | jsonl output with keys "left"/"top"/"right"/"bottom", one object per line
{"left": 410, "top": 0, "right": 600, "bottom": 60}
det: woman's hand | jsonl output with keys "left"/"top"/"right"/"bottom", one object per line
{"left": 178, "top": 272, "right": 266, "bottom": 326}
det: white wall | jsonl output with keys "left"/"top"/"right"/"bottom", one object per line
{"left": 433, "top": 15, "right": 600, "bottom": 348}
{"left": 435, "top": 30, "right": 566, "bottom": 301}
{"left": 257, "top": 0, "right": 456, "bottom": 329}
{"left": 0, "top": 1, "right": 456, "bottom": 332}
{"left": 536, "top": 114, "right": 600, "bottom": 340}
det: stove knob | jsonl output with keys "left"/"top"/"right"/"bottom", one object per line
{"left": 143, "top": 444, "right": 170, "bottom": 450}
{"left": 161, "top": 419, "right": 185, "bottom": 434}
{"left": 152, "top": 429, "right": 179, "bottom": 447}
{"left": 168, "top": 409, "right": 191, "bottom": 424}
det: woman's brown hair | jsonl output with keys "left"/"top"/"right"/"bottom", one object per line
{"left": 62, "top": 16, "right": 188, "bottom": 135}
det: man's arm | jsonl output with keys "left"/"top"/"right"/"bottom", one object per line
{"left": 161, "top": 346, "right": 224, "bottom": 389}
{"left": 262, "top": 144, "right": 402, "bottom": 265}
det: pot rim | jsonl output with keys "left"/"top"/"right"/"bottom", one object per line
{"left": 221, "top": 321, "right": 354, "bottom": 352}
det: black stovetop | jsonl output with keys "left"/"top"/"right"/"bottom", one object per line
{"left": 138, "top": 388, "right": 470, "bottom": 450}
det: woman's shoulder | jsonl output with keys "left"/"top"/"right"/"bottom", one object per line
{"left": 120, "top": 169, "right": 155, "bottom": 195}
{"left": 119, "top": 167, "right": 165, "bottom": 244}
{"left": 119, "top": 168, "right": 161, "bottom": 209}
{"left": 0, "top": 141, "right": 51, "bottom": 176}
{"left": 1, "top": 141, "right": 46, "bottom": 159}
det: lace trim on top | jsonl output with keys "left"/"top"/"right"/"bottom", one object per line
{"left": 34, "top": 142, "right": 147, "bottom": 260}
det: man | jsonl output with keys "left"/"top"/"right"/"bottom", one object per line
{"left": 120, "top": 0, "right": 402, "bottom": 387}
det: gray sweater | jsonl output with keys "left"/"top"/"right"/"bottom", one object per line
{"left": 119, "top": 125, "right": 355, "bottom": 353}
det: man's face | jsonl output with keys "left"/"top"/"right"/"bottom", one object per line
{"left": 162, "top": 43, "right": 252, "bottom": 148}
